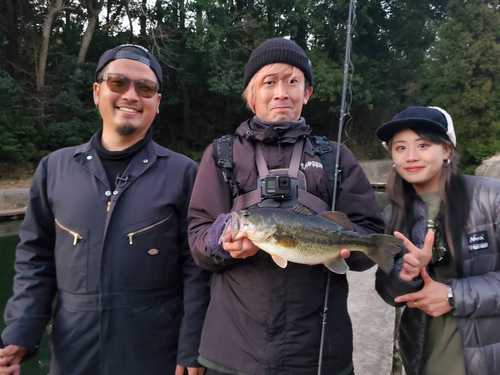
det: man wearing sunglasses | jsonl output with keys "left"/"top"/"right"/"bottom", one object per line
{"left": 0, "top": 45, "right": 209, "bottom": 375}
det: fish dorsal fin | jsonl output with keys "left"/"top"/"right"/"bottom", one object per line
{"left": 324, "top": 257, "right": 349, "bottom": 274}
{"left": 292, "top": 205, "right": 315, "bottom": 216}
{"left": 319, "top": 211, "right": 353, "bottom": 230}
{"left": 271, "top": 255, "right": 288, "bottom": 269}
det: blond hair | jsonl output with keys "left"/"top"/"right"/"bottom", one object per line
{"left": 242, "top": 63, "right": 306, "bottom": 112}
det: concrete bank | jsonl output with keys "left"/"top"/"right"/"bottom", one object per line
{"left": 348, "top": 266, "right": 395, "bottom": 375}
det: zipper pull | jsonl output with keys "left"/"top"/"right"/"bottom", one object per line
{"left": 107, "top": 201, "right": 111, "bottom": 212}
{"left": 128, "top": 234, "right": 134, "bottom": 245}
{"left": 73, "top": 234, "right": 82, "bottom": 246}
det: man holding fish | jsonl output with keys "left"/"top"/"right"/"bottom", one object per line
{"left": 188, "top": 38, "right": 399, "bottom": 375}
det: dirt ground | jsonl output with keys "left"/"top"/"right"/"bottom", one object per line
{"left": 0, "top": 180, "right": 32, "bottom": 190}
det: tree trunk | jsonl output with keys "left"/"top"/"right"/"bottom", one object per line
{"left": 140, "top": 0, "right": 147, "bottom": 36}
{"left": 77, "top": 0, "right": 104, "bottom": 65}
{"left": 178, "top": 0, "right": 185, "bottom": 30}
{"left": 123, "top": 0, "right": 133, "bottom": 39}
{"left": 196, "top": 1, "right": 203, "bottom": 35}
{"left": 5, "top": 0, "right": 19, "bottom": 76}
{"left": 155, "top": 0, "right": 164, "bottom": 24}
{"left": 38, "top": 0, "right": 64, "bottom": 91}
{"left": 106, "top": 0, "right": 111, "bottom": 24}
{"left": 183, "top": 85, "right": 191, "bottom": 139}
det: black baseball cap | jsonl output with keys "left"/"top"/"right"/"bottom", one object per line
{"left": 95, "top": 44, "right": 163, "bottom": 89}
{"left": 376, "top": 106, "right": 456, "bottom": 146}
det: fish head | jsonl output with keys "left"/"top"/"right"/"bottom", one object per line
{"left": 233, "top": 209, "right": 276, "bottom": 242}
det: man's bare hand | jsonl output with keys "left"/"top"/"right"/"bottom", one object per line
{"left": 340, "top": 249, "right": 350, "bottom": 259}
{"left": 222, "top": 227, "right": 260, "bottom": 259}
{"left": 175, "top": 365, "right": 206, "bottom": 375}
{"left": 0, "top": 345, "right": 26, "bottom": 375}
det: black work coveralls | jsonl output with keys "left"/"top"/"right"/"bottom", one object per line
{"left": 1, "top": 137, "right": 210, "bottom": 374}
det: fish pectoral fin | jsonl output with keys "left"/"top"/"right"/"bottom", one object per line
{"left": 324, "top": 257, "right": 349, "bottom": 274}
{"left": 319, "top": 211, "right": 353, "bottom": 230}
{"left": 271, "top": 255, "right": 288, "bottom": 268}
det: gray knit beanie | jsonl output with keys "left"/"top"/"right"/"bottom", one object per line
{"left": 243, "top": 38, "right": 313, "bottom": 89}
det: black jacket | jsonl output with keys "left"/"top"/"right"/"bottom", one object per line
{"left": 2, "top": 135, "right": 210, "bottom": 375}
{"left": 376, "top": 175, "right": 500, "bottom": 375}
{"left": 188, "top": 119, "right": 385, "bottom": 374}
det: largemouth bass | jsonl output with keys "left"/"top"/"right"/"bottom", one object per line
{"left": 222, "top": 207, "right": 402, "bottom": 274}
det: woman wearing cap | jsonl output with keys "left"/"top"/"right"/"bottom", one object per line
{"left": 374, "top": 106, "right": 500, "bottom": 375}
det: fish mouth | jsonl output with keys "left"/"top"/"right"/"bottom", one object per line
{"left": 218, "top": 211, "right": 245, "bottom": 245}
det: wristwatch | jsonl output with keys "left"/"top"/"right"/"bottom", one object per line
{"left": 447, "top": 285, "right": 455, "bottom": 310}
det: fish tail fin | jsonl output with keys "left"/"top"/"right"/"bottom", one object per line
{"left": 365, "top": 234, "right": 403, "bottom": 273}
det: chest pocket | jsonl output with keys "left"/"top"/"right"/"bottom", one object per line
{"left": 466, "top": 222, "right": 499, "bottom": 275}
{"left": 54, "top": 218, "right": 89, "bottom": 293}
{"left": 122, "top": 212, "right": 177, "bottom": 291}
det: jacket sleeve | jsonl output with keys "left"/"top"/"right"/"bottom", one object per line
{"left": 1, "top": 157, "right": 57, "bottom": 352}
{"left": 334, "top": 144, "right": 386, "bottom": 271}
{"left": 451, "top": 272, "right": 500, "bottom": 319}
{"left": 451, "top": 185, "right": 500, "bottom": 319}
{"left": 188, "top": 145, "right": 235, "bottom": 273}
{"left": 177, "top": 161, "right": 211, "bottom": 367}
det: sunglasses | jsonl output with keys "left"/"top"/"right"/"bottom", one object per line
{"left": 99, "top": 73, "right": 159, "bottom": 98}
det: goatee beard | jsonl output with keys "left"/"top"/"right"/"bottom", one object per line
{"left": 117, "top": 125, "right": 136, "bottom": 136}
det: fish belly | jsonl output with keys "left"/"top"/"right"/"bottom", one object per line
{"left": 256, "top": 237, "right": 342, "bottom": 266}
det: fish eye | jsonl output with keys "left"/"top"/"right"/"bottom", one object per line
{"left": 242, "top": 211, "right": 250, "bottom": 217}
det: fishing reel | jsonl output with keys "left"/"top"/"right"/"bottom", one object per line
{"left": 261, "top": 174, "right": 292, "bottom": 202}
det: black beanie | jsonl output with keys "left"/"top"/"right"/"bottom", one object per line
{"left": 243, "top": 38, "right": 313, "bottom": 89}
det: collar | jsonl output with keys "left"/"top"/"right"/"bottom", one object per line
{"left": 73, "top": 129, "right": 168, "bottom": 158}
{"left": 235, "top": 116, "right": 311, "bottom": 144}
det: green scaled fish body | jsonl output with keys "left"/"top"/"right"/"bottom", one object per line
{"left": 226, "top": 208, "right": 402, "bottom": 274}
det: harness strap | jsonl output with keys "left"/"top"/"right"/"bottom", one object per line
{"left": 255, "top": 139, "right": 304, "bottom": 180}
{"left": 297, "top": 189, "right": 331, "bottom": 214}
{"left": 234, "top": 190, "right": 262, "bottom": 211}
{"left": 255, "top": 143, "right": 269, "bottom": 180}
{"left": 289, "top": 139, "right": 304, "bottom": 179}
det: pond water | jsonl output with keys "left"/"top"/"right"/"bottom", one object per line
{"left": 0, "top": 220, "right": 51, "bottom": 374}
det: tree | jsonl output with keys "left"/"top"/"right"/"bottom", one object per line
{"left": 77, "top": 0, "right": 105, "bottom": 65}
{"left": 38, "top": 0, "right": 74, "bottom": 91}
{"left": 420, "top": 0, "right": 500, "bottom": 171}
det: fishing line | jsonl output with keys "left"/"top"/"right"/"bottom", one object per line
{"left": 343, "top": 9, "right": 357, "bottom": 145}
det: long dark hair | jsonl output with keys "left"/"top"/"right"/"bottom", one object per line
{"left": 386, "top": 127, "right": 470, "bottom": 269}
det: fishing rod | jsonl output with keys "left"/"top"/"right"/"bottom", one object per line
{"left": 317, "top": 0, "right": 356, "bottom": 373}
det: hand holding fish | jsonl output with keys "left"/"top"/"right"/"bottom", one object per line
{"left": 222, "top": 226, "right": 260, "bottom": 259}
{"left": 394, "top": 268, "right": 452, "bottom": 317}
{"left": 394, "top": 231, "right": 434, "bottom": 282}
{"left": 175, "top": 365, "right": 206, "bottom": 375}
{"left": 0, "top": 345, "right": 26, "bottom": 375}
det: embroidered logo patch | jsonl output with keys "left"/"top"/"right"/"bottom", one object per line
{"left": 300, "top": 161, "right": 323, "bottom": 171}
{"left": 468, "top": 231, "right": 489, "bottom": 251}
{"left": 147, "top": 249, "right": 159, "bottom": 256}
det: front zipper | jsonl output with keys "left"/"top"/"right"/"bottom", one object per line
{"left": 55, "top": 219, "right": 83, "bottom": 245}
{"left": 127, "top": 215, "right": 172, "bottom": 245}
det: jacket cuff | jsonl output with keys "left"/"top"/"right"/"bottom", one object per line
{"left": 206, "top": 213, "right": 232, "bottom": 259}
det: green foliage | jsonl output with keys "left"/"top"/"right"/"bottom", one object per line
{"left": 4, "top": 0, "right": 496, "bottom": 175}
{"left": 420, "top": 0, "right": 500, "bottom": 171}
{"left": 0, "top": 72, "right": 38, "bottom": 163}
